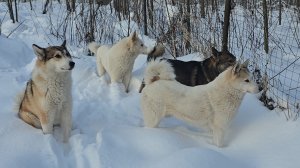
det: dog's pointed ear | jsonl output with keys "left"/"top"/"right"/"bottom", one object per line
{"left": 222, "top": 48, "right": 230, "bottom": 53}
{"left": 32, "top": 44, "right": 46, "bottom": 60}
{"left": 232, "top": 61, "right": 241, "bottom": 74}
{"left": 131, "top": 31, "right": 138, "bottom": 42}
{"left": 211, "top": 47, "right": 220, "bottom": 61}
{"left": 61, "top": 40, "right": 66, "bottom": 48}
{"left": 242, "top": 59, "right": 250, "bottom": 68}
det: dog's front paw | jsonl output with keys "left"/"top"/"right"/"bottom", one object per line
{"left": 42, "top": 125, "right": 53, "bottom": 134}
{"left": 63, "top": 136, "right": 69, "bottom": 143}
{"left": 214, "top": 142, "right": 225, "bottom": 148}
{"left": 211, "top": 138, "right": 225, "bottom": 148}
{"left": 206, "top": 140, "right": 225, "bottom": 148}
{"left": 208, "top": 136, "right": 225, "bottom": 148}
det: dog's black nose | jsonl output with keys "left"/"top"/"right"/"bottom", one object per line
{"left": 69, "top": 61, "right": 75, "bottom": 69}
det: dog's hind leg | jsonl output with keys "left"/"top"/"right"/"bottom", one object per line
{"left": 212, "top": 126, "right": 225, "bottom": 147}
{"left": 40, "top": 109, "right": 55, "bottom": 134}
{"left": 96, "top": 55, "right": 106, "bottom": 76}
{"left": 143, "top": 109, "right": 161, "bottom": 128}
{"left": 141, "top": 96, "right": 163, "bottom": 128}
{"left": 19, "top": 111, "right": 41, "bottom": 128}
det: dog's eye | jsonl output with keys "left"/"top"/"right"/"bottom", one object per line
{"left": 55, "top": 54, "right": 62, "bottom": 59}
{"left": 245, "top": 79, "right": 250, "bottom": 83}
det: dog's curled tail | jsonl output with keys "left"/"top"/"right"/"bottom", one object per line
{"left": 88, "top": 42, "right": 101, "bottom": 54}
{"left": 144, "top": 60, "right": 175, "bottom": 85}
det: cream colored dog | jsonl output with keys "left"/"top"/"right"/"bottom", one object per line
{"left": 88, "top": 32, "right": 152, "bottom": 92}
{"left": 141, "top": 60, "right": 259, "bottom": 147}
{"left": 16, "top": 41, "right": 74, "bottom": 142}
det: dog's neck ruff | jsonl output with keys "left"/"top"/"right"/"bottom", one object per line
{"left": 201, "top": 61, "right": 211, "bottom": 83}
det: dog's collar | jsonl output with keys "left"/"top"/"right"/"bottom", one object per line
{"left": 201, "top": 62, "right": 211, "bottom": 83}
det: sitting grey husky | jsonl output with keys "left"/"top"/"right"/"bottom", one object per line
{"left": 141, "top": 59, "right": 258, "bottom": 147}
{"left": 16, "top": 41, "right": 74, "bottom": 142}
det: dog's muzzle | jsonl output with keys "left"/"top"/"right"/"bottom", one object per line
{"left": 69, "top": 61, "right": 75, "bottom": 70}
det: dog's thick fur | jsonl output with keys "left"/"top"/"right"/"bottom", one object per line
{"left": 139, "top": 46, "right": 236, "bottom": 92}
{"left": 146, "top": 43, "right": 165, "bottom": 62}
{"left": 138, "top": 43, "right": 165, "bottom": 92}
{"left": 168, "top": 47, "right": 236, "bottom": 86}
{"left": 88, "top": 31, "right": 152, "bottom": 92}
{"left": 16, "top": 41, "right": 74, "bottom": 142}
{"left": 141, "top": 60, "right": 258, "bottom": 147}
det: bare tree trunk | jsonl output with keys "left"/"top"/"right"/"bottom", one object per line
{"left": 88, "top": 0, "right": 95, "bottom": 42}
{"left": 14, "top": 0, "right": 18, "bottom": 22}
{"left": 29, "top": 0, "right": 33, "bottom": 10}
{"left": 222, "top": 0, "right": 231, "bottom": 51}
{"left": 297, "top": 0, "right": 300, "bottom": 21}
{"left": 7, "top": 0, "right": 15, "bottom": 23}
{"left": 186, "top": 0, "right": 191, "bottom": 32}
{"left": 143, "top": 0, "right": 148, "bottom": 35}
{"left": 115, "top": 0, "right": 122, "bottom": 21}
{"left": 132, "top": 0, "right": 140, "bottom": 25}
{"left": 148, "top": 0, "right": 154, "bottom": 28}
{"left": 200, "top": 0, "right": 205, "bottom": 18}
{"left": 262, "top": 0, "right": 269, "bottom": 53}
{"left": 163, "top": 0, "right": 177, "bottom": 57}
{"left": 171, "top": 0, "right": 175, "bottom": 5}
{"left": 124, "top": 0, "right": 129, "bottom": 19}
{"left": 185, "top": 0, "right": 191, "bottom": 52}
{"left": 215, "top": 0, "right": 218, "bottom": 11}
{"left": 242, "top": 0, "right": 247, "bottom": 9}
{"left": 279, "top": 0, "right": 282, "bottom": 25}
{"left": 211, "top": 0, "right": 215, "bottom": 12}
{"left": 113, "top": 0, "right": 129, "bottom": 20}
{"left": 205, "top": 0, "right": 209, "bottom": 15}
{"left": 71, "top": 0, "right": 76, "bottom": 12}
{"left": 127, "top": 0, "right": 130, "bottom": 36}
{"left": 42, "top": 0, "right": 50, "bottom": 14}
{"left": 66, "top": 0, "right": 71, "bottom": 12}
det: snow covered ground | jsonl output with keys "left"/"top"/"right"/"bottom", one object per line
{"left": 1, "top": 2, "right": 300, "bottom": 168}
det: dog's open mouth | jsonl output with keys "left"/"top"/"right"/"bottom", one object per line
{"left": 61, "top": 67, "right": 74, "bottom": 71}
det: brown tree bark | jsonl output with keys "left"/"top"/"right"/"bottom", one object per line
{"left": 7, "top": 0, "right": 15, "bottom": 23}
{"left": 200, "top": 0, "right": 205, "bottom": 18}
{"left": 29, "top": 0, "right": 33, "bottom": 10}
{"left": 143, "top": 0, "right": 148, "bottom": 35}
{"left": 185, "top": 0, "right": 191, "bottom": 51}
{"left": 222, "top": 0, "right": 231, "bottom": 51}
{"left": 148, "top": 0, "right": 154, "bottom": 28}
{"left": 262, "top": 0, "right": 269, "bottom": 53}
{"left": 297, "top": 0, "right": 300, "bottom": 21}
{"left": 66, "top": 0, "right": 71, "bottom": 12}
{"left": 42, "top": 0, "right": 50, "bottom": 14}
{"left": 279, "top": 0, "right": 282, "bottom": 25}
{"left": 14, "top": 0, "right": 18, "bottom": 22}
{"left": 71, "top": 0, "right": 76, "bottom": 12}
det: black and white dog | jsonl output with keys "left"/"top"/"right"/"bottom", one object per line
{"left": 139, "top": 44, "right": 236, "bottom": 92}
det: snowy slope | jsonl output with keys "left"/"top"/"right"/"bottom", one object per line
{"left": 1, "top": 2, "right": 300, "bottom": 168}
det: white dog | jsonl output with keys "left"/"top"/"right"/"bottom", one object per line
{"left": 88, "top": 31, "right": 152, "bottom": 92}
{"left": 141, "top": 60, "right": 259, "bottom": 147}
{"left": 16, "top": 41, "right": 74, "bottom": 142}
